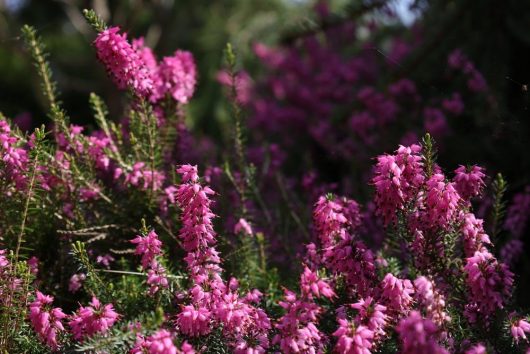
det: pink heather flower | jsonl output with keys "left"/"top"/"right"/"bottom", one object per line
{"left": 234, "top": 218, "right": 253, "bottom": 236}
{"left": 131, "top": 329, "right": 192, "bottom": 354}
{"left": 131, "top": 230, "right": 163, "bottom": 270}
{"left": 333, "top": 320, "right": 374, "bottom": 354}
{"left": 29, "top": 291, "right": 67, "bottom": 351}
{"left": 313, "top": 195, "right": 376, "bottom": 296}
{"left": 461, "top": 213, "right": 491, "bottom": 257}
{"left": 214, "top": 292, "right": 271, "bottom": 336}
{"left": 119, "top": 162, "right": 165, "bottom": 191}
{"left": 464, "top": 249, "right": 513, "bottom": 319}
{"left": 465, "top": 344, "right": 487, "bottom": 354}
{"left": 300, "top": 266, "right": 335, "bottom": 299}
{"left": 69, "top": 296, "right": 120, "bottom": 340}
{"left": 0, "top": 118, "right": 29, "bottom": 189}
{"left": 273, "top": 289, "right": 326, "bottom": 354}
{"left": 442, "top": 93, "right": 464, "bottom": 115}
{"left": 380, "top": 273, "right": 414, "bottom": 316}
{"left": 397, "top": 311, "right": 448, "bottom": 354}
{"left": 453, "top": 165, "right": 486, "bottom": 200}
{"left": 94, "top": 27, "right": 153, "bottom": 97}
{"left": 372, "top": 144, "right": 424, "bottom": 225}
{"left": 422, "top": 173, "right": 461, "bottom": 230}
{"left": 132, "top": 37, "right": 158, "bottom": 71}
{"left": 147, "top": 263, "right": 169, "bottom": 295}
{"left": 96, "top": 253, "right": 115, "bottom": 268}
{"left": 510, "top": 314, "right": 530, "bottom": 344}
{"left": 68, "top": 273, "right": 86, "bottom": 293}
{"left": 177, "top": 305, "right": 212, "bottom": 337}
{"left": 350, "top": 297, "right": 387, "bottom": 339}
{"left": 414, "top": 276, "right": 450, "bottom": 327}
{"left": 504, "top": 187, "right": 530, "bottom": 238}
{"left": 176, "top": 165, "right": 217, "bottom": 253}
{"left": 157, "top": 51, "right": 197, "bottom": 104}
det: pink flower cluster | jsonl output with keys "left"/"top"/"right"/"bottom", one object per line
{"left": 95, "top": 29, "right": 197, "bottom": 104}
{"left": 175, "top": 165, "right": 271, "bottom": 352}
{"left": 69, "top": 296, "right": 120, "bottom": 340}
{"left": 510, "top": 313, "right": 530, "bottom": 344}
{"left": 453, "top": 165, "right": 486, "bottom": 201}
{"left": 422, "top": 173, "right": 461, "bottom": 230}
{"left": 464, "top": 249, "right": 513, "bottom": 321}
{"left": 313, "top": 194, "right": 376, "bottom": 297}
{"left": 414, "top": 276, "right": 451, "bottom": 328}
{"left": 380, "top": 273, "right": 414, "bottom": 316}
{"left": 372, "top": 144, "right": 424, "bottom": 225}
{"left": 397, "top": 311, "right": 448, "bottom": 354}
{"left": 29, "top": 291, "right": 67, "bottom": 350}
{"left": 0, "top": 118, "right": 28, "bottom": 189}
{"left": 131, "top": 230, "right": 168, "bottom": 295}
{"left": 274, "top": 268, "right": 333, "bottom": 353}
{"left": 333, "top": 297, "right": 387, "bottom": 353}
{"left": 132, "top": 329, "right": 195, "bottom": 354}
{"left": 94, "top": 27, "right": 154, "bottom": 97}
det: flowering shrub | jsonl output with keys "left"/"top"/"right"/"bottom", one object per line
{"left": 0, "top": 7, "right": 529, "bottom": 354}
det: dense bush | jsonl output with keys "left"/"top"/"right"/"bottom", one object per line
{"left": 1, "top": 3, "right": 530, "bottom": 354}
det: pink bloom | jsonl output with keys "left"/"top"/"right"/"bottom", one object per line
{"left": 372, "top": 144, "right": 424, "bottom": 225}
{"left": 333, "top": 320, "right": 374, "bottom": 354}
{"left": 414, "top": 276, "right": 450, "bottom": 327}
{"left": 464, "top": 249, "right": 513, "bottom": 320}
{"left": 68, "top": 273, "right": 86, "bottom": 293}
{"left": 234, "top": 218, "right": 253, "bottom": 236}
{"left": 510, "top": 314, "right": 530, "bottom": 344}
{"left": 175, "top": 165, "right": 217, "bottom": 253}
{"left": 300, "top": 266, "right": 335, "bottom": 299}
{"left": 350, "top": 297, "right": 387, "bottom": 338}
{"left": 422, "top": 173, "right": 461, "bottom": 230}
{"left": 453, "top": 165, "right": 486, "bottom": 200}
{"left": 131, "top": 329, "right": 192, "bottom": 354}
{"left": 29, "top": 291, "right": 67, "bottom": 351}
{"left": 69, "top": 296, "right": 119, "bottom": 340}
{"left": 131, "top": 230, "right": 163, "bottom": 270}
{"left": 380, "top": 273, "right": 414, "bottom": 317}
{"left": 94, "top": 27, "right": 153, "bottom": 97}
{"left": 313, "top": 195, "right": 376, "bottom": 296}
{"left": 157, "top": 51, "right": 197, "bottom": 104}
{"left": 397, "top": 311, "right": 448, "bottom": 354}
{"left": 177, "top": 305, "right": 212, "bottom": 337}
{"left": 461, "top": 213, "right": 491, "bottom": 257}
{"left": 96, "top": 253, "right": 115, "bottom": 268}
{"left": 132, "top": 37, "right": 158, "bottom": 71}
{"left": 0, "top": 118, "right": 29, "bottom": 189}
{"left": 147, "top": 263, "right": 169, "bottom": 295}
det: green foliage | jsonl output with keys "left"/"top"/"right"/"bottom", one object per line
{"left": 82, "top": 9, "right": 108, "bottom": 33}
{"left": 490, "top": 173, "right": 508, "bottom": 241}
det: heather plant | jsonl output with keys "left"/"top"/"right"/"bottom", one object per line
{"left": 1, "top": 6, "right": 530, "bottom": 354}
